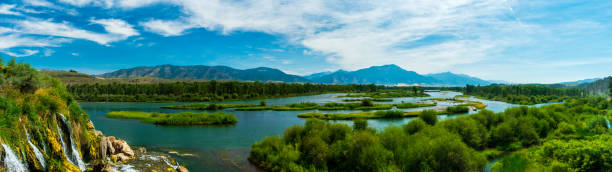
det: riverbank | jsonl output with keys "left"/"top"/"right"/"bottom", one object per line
{"left": 106, "top": 111, "right": 238, "bottom": 125}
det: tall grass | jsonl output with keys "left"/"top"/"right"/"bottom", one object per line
{"left": 106, "top": 111, "right": 238, "bottom": 125}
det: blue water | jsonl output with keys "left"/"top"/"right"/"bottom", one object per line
{"left": 80, "top": 91, "right": 555, "bottom": 171}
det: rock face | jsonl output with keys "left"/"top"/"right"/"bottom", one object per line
{"left": 101, "top": 136, "right": 135, "bottom": 163}
{"left": 177, "top": 166, "right": 189, "bottom": 172}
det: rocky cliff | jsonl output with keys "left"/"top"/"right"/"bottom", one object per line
{"left": 0, "top": 59, "right": 186, "bottom": 172}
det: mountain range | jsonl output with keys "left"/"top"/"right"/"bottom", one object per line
{"left": 99, "top": 64, "right": 494, "bottom": 86}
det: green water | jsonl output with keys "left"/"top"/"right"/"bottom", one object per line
{"left": 80, "top": 91, "right": 555, "bottom": 171}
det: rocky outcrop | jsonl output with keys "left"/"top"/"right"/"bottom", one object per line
{"left": 100, "top": 136, "right": 135, "bottom": 163}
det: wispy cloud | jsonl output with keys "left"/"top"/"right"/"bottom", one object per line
{"left": 11, "top": 19, "right": 137, "bottom": 45}
{"left": 140, "top": 19, "right": 194, "bottom": 37}
{"left": 0, "top": 4, "right": 22, "bottom": 16}
{"left": 3, "top": 49, "right": 39, "bottom": 57}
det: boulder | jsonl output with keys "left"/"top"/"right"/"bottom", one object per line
{"left": 111, "top": 138, "right": 134, "bottom": 157}
{"left": 137, "top": 147, "right": 146, "bottom": 153}
{"left": 87, "top": 120, "right": 95, "bottom": 129}
{"left": 177, "top": 166, "right": 189, "bottom": 172}
{"left": 116, "top": 153, "right": 130, "bottom": 162}
{"left": 92, "top": 160, "right": 114, "bottom": 172}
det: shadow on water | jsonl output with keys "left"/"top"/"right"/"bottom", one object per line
{"left": 144, "top": 146, "right": 263, "bottom": 172}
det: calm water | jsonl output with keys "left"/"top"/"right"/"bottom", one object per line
{"left": 80, "top": 91, "right": 555, "bottom": 171}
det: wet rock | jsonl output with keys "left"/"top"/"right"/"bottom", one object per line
{"left": 116, "top": 153, "right": 130, "bottom": 162}
{"left": 177, "top": 166, "right": 189, "bottom": 172}
{"left": 92, "top": 160, "right": 114, "bottom": 172}
{"left": 87, "top": 120, "right": 95, "bottom": 129}
{"left": 137, "top": 147, "right": 146, "bottom": 153}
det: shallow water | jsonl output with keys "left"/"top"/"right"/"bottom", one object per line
{"left": 80, "top": 91, "right": 555, "bottom": 171}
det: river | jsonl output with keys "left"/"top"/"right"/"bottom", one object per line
{"left": 80, "top": 91, "right": 556, "bottom": 171}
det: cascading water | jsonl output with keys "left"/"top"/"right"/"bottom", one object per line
{"left": 2, "top": 144, "right": 27, "bottom": 172}
{"left": 56, "top": 124, "right": 76, "bottom": 167}
{"left": 25, "top": 128, "right": 46, "bottom": 168}
{"left": 57, "top": 114, "right": 86, "bottom": 171}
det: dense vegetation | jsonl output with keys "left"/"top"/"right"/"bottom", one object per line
{"left": 250, "top": 96, "right": 612, "bottom": 172}
{"left": 66, "top": 82, "right": 378, "bottom": 102}
{"left": 297, "top": 105, "right": 474, "bottom": 120}
{"left": 0, "top": 58, "right": 101, "bottom": 171}
{"left": 162, "top": 103, "right": 258, "bottom": 110}
{"left": 465, "top": 84, "right": 586, "bottom": 105}
{"left": 235, "top": 101, "right": 396, "bottom": 111}
{"left": 106, "top": 111, "right": 238, "bottom": 125}
{"left": 339, "top": 89, "right": 429, "bottom": 98}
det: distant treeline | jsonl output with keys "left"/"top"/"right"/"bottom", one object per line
{"left": 583, "top": 77, "right": 611, "bottom": 96}
{"left": 465, "top": 84, "right": 586, "bottom": 105}
{"left": 67, "top": 81, "right": 381, "bottom": 102}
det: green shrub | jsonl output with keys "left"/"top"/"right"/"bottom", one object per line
{"left": 419, "top": 110, "right": 438, "bottom": 125}
{"left": 403, "top": 119, "right": 427, "bottom": 135}
{"left": 353, "top": 119, "right": 368, "bottom": 131}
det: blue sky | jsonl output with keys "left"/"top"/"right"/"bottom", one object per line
{"left": 0, "top": 0, "right": 611, "bottom": 83}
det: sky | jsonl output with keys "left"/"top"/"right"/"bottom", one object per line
{"left": 0, "top": 0, "right": 611, "bottom": 83}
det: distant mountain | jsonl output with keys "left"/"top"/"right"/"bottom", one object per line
{"left": 426, "top": 72, "right": 491, "bottom": 86}
{"left": 310, "top": 64, "right": 437, "bottom": 85}
{"left": 581, "top": 77, "right": 610, "bottom": 96}
{"left": 558, "top": 78, "right": 601, "bottom": 85}
{"left": 304, "top": 71, "right": 333, "bottom": 80}
{"left": 99, "top": 65, "right": 310, "bottom": 83}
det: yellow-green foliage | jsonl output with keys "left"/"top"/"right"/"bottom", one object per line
{"left": 162, "top": 103, "right": 258, "bottom": 110}
{"left": 106, "top": 111, "right": 238, "bottom": 125}
{"left": 0, "top": 59, "right": 100, "bottom": 171}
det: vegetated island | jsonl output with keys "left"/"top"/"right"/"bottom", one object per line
{"left": 106, "top": 111, "right": 238, "bottom": 125}
{"left": 338, "top": 90, "right": 430, "bottom": 98}
{"left": 342, "top": 98, "right": 393, "bottom": 102}
{"left": 161, "top": 103, "right": 259, "bottom": 110}
{"left": 298, "top": 105, "right": 478, "bottom": 120}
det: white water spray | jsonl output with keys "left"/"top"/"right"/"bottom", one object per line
{"left": 25, "top": 128, "right": 46, "bottom": 168}
{"left": 2, "top": 144, "right": 27, "bottom": 172}
{"left": 58, "top": 114, "right": 86, "bottom": 171}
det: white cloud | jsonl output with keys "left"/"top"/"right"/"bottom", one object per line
{"left": 4, "top": 49, "right": 39, "bottom": 57}
{"left": 132, "top": 0, "right": 524, "bottom": 73}
{"left": 0, "top": 34, "right": 70, "bottom": 49}
{"left": 13, "top": 19, "right": 137, "bottom": 45}
{"left": 71, "top": 52, "right": 79, "bottom": 56}
{"left": 0, "top": 4, "right": 22, "bottom": 16}
{"left": 43, "top": 49, "right": 54, "bottom": 56}
{"left": 141, "top": 19, "right": 194, "bottom": 37}
{"left": 90, "top": 18, "right": 139, "bottom": 38}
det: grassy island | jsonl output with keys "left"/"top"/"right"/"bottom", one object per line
{"left": 342, "top": 98, "right": 393, "bottom": 102}
{"left": 161, "top": 103, "right": 258, "bottom": 110}
{"left": 106, "top": 111, "right": 238, "bottom": 125}
{"left": 235, "top": 102, "right": 396, "bottom": 111}
{"left": 339, "top": 91, "right": 429, "bottom": 98}
{"left": 298, "top": 105, "right": 474, "bottom": 120}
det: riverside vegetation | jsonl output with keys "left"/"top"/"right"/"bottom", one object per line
{"left": 0, "top": 59, "right": 185, "bottom": 171}
{"left": 106, "top": 111, "right": 238, "bottom": 125}
{"left": 465, "top": 84, "right": 585, "bottom": 105}
{"left": 250, "top": 96, "right": 612, "bottom": 172}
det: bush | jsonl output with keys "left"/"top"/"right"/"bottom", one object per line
{"left": 361, "top": 100, "right": 373, "bottom": 107}
{"left": 374, "top": 110, "right": 404, "bottom": 118}
{"left": 419, "top": 110, "right": 438, "bottom": 125}
{"left": 403, "top": 119, "right": 427, "bottom": 135}
{"left": 446, "top": 106, "right": 470, "bottom": 114}
{"left": 353, "top": 119, "right": 368, "bottom": 131}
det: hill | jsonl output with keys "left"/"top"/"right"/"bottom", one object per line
{"left": 426, "top": 72, "right": 491, "bottom": 86}
{"left": 98, "top": 65, "right": 310, "bottom": 83}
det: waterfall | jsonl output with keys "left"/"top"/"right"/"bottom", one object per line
{"left": 2, "top": 144, "right": 27, "bottom": 172}
{"left": 56, "top": 124, "right": 76, "bottom": 167}
{"left": 25, "top": 128, "right": 46, "bottom": 168}
{"left": 57, "top": 114, "right": 86, "bottom": 171}
{"left": 606, "top": 116, "right": 611, "bottom": 129}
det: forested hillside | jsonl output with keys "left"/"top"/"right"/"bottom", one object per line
{"left": 67, "top": 82, "right": 379, "bottom": 102}
{"left": 465, "top": 84, "right": 585, "bottom": 105}
{"left": 583, "top": 77, "right": 611, "bottom": 96}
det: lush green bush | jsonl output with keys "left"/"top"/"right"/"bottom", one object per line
{"left": 403, "top": 119, "right": 428, "bottom": 135}
{"left": 374, "top": 110, "right": 404, "bottom": 118}
{"left": 446, "top": 105, "right": 470, "bottom": 114}
{"left": 419, "top": 109, "right": 438, "bottom": 125}
{"left": 353, "top": 119, "right": 368, "bottom": 130}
